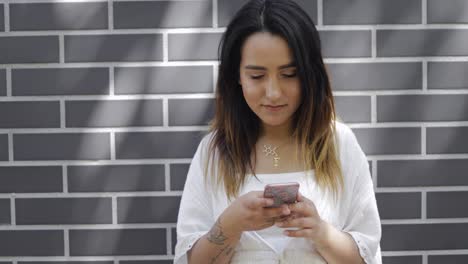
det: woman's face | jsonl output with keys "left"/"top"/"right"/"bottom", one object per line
{"left": 239, "top": 32, "right": 301, "bottom": 131}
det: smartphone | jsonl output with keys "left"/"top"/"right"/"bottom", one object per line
{"left": 263, "top": 182, "right": 300, "bottom": 208}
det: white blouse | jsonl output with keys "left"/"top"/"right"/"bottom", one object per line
{"left": 174, "top": 122, "right": 382, "bottom": 264}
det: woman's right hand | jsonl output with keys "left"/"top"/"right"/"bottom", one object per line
{"left": 219, "top": 191, "right": 291, "bottom": 236}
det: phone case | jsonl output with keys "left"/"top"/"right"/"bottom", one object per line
{"left": 264, "top": 182, "right": 299, "bottom": 208}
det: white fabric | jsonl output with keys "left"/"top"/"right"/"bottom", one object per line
{"left": 174, "top": 122, "right": 382, "bottom": 263}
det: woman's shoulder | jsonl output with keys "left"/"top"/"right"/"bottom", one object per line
{"left": 333, "top": 120, "right": 355, "bottom": 147}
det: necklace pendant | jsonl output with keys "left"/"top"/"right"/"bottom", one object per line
{"left": 263, "top": 144, "right": 278, "bottom": 156}
{"left": 273, "top": 157, "right": 280, "bottom": 167}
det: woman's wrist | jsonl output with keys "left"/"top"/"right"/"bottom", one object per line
{"left": 312, "top": 220, "right": 332, "bottom": 250}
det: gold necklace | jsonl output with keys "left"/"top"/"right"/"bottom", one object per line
{"left": 262, "top": 139, "right": 291, "bottom": 168}
{"left": 263, "top": 144, "right": 281, "bottom": 167}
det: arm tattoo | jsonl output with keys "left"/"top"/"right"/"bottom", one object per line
{"left": 207, "top": 218, "right": 228, "bottom": 245}
{"left": 210, "top": 244, "right": 235, "bottom": 264}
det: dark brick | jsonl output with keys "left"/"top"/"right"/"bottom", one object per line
{"left": 320, "top": 30, "right": 371, "bottom": 58}
{"left": 115, "top": 131, "right": 205, "bottom": 159}
{"left": 172, "top": 228, "right": 176, "bottom": 255}
{"left": 377, "top": 95, "right": 468, "bottom": 122}
{"left": 382, "top": 223, "right": 468, "bottom": 251}
{"left": 0, "top": 134, "right": 7, "bottom": 161}
{"left": 114, "top": 1, "right": 211, "bottom": 29}
{"left": 353, "top": 127, "right": 421, "bottom": 155}
{"left": 378, "top": 159, "right": 468, "bottom": 187}
{"left": 428, "top": 62, "right": 468, "bottom": 90}
{"left": 168, "top": 98, "right": 214, "bottom": 126}
{"left": 168, "top": 33, "right": 222, "bottom": 61}
{"left": 429, "top": 255, "right": 468, "bottom": 264}
{"left": 0, "top": 199, "right": 10, "bottom": 224}
{"left": 427, "top": 127, "right": 468, "bottom": 154}
{"left": 16, "top": 198, "right": 112, "bottom": 225}
{"left": 427, "top": 192, "right": 468, "bottom": 218}
{"left": 327, "top": 62, "right": 422, "bottom": 91}
{"left": 218, "top": 0, "right": 317, "bottom": 27}
{"left": 170, "top": 164, "right": 190, "bottom": 191}
{"left": 382, "top": 256, "right": 422, "bottom": 264}
{"left": 0, "top": 69, "right": 5, "bottom": 96}
{"left": 65, "top": 34, "right": 163, "bottom": 62}
{"left": 376, "top": 192, "right": 421, "bottom": 219}
{"left": 428, "top": 0, "right": 468, "bottom": 23}
{"left": 0, "top": 101, "right": 60, "bottom": 128}
{"left": 68, "top": 165, "right": 165, "bottom": 192}
{"left": 120, "top": 261, "right": 172, "bottom": 264}
{"left": 324, "top": 0, "right": 421, "bottom": 25}
{"left": 66, "top": 100, "right": 163, "bottom": 128}
{"left": 10, "top": 2, "right": 107, "bottom": 31}
{"left": 118, "top": 196, "right": 180, "bottom": 224}
{"left": 114, "top": 66, "right": 213, "bottom": 94}
{"left": 0, "top": 230, "right": 63, "bottom": 256}
{"left": 335, "top": 96, "right": 371, "bottom": 123}
{"left": 14, "top": 133, "right": 110, "bottom": 161}
{"left": 0, "top": 4, "right": 4, "bottom": 31}
{"left": 12, "top": 68, "right": 109, "bottom": 96}
{"left": 0, "top": 166, "right": 62, "bottom": 193}
{"left": 20, "top": 262, "right": 112, "bottom": 264}
{"left": 377, "top": 29, "right": 468, "bottom": 57}
{"left": 69, "top": 229, "right": 166, "bottom": 256}
{"left": 0, "top": 36, "right": 59, "bottom": 64}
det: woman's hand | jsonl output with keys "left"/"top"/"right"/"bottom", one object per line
{"left": 275, "top": 192, "right": 330, "bottom": 248}
{"left": 220, "top": 191, "right": 291, "bottom": 236}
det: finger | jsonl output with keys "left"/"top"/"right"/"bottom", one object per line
{"left": 283, "top": 228, "right": 312, "bottom": 238}
{"left": 276, "top": 217, "right": 314, "bottom": 228}
{"left": 264, "top": 205, "right": 290, "bottom": 218}
{"left": 296, "top": 192, "right": 311, "bottom": 203}
{"left": 253, "top": 197, "right": 275, "bottom": 208}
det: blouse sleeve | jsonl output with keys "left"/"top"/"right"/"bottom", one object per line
{"left": 174, "top": 136, "right": 214, "bottom": 264}
{"left": 341, "top": 127, "right": 382, "bottom": 264}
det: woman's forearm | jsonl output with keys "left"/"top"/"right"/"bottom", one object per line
{"left": 314, "top": 222, "right": 365, "bottom": 264}
{"left": 188, "top": 216, "right": 242, "bottom": 264}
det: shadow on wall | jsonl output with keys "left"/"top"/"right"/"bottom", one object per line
{"left": 12, "top": 1, "right": 215, "bottom": 256}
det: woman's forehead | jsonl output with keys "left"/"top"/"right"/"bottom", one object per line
{"left": 240, "top": 32, "right": 294, "bottom": 68}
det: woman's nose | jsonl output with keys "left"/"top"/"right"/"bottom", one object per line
{"left": 265, "top": 78, "right": 282, "bottom": 100}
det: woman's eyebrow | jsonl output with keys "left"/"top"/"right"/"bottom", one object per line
{"left": 244, "top": 62, "right": 296, "bottom": 70}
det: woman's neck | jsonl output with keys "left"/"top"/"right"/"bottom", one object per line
{"left": 259, "top": 122, "right": 294, "bottom": 143}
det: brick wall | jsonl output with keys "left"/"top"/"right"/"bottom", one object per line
{"left": 0, "top": 0, "right": 467, "bottom": 263}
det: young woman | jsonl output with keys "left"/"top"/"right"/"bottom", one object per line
{"left": 174, "top": 0, "right": 381, "bottom": 263}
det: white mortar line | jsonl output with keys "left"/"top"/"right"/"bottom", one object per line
{"left": 59, "top": 35, "right": 65, "bottom": 63}
{"left": 163, "top": 33, "right": 169, "bottom": 62}
{"left": 422, "top": 191, "right": 427, "bottom": 219}
{"left": 64, "top": 229, "right": 70, "bottom": 256}
{"left": 0, "top": 191, "right": 183, "bottom": 199}
{"left": 377, "top": 187, "right": 468, "bottom": 192}
{"left": 422, "top": 125, "right": 427, "bottom": 155}
{"left": 4, "top": 2, "right": 9, "bottom": 32}
{"left": 163, "top": 98, "right": 169, "bottom": 127}
{"left": 60, "top": 100, "right": 65, "bottom": 128}
{"left": 423, "top": 254, "right": 428, "bottom": 264}
{"left": 0, "top": 223, "right": 177, "bottom": 230}
{"left": 422, "top": 0, "right": 428, "bottom": 24}
{"left": 371, "top": 95, "right": 377, "bottom": 123}
{"left": 213, "top": 64, "right": 218, "bottom": 93}
{"left": 381, "top": 218, "right": 468, "bottom": 224}
{"left": 109, "top": 67, "right": 115, "bottom": 95}
{"left": 382, "top": 249, "right": 468, "bottom": 256}
{"left": 10, "top": 196, "right": 15, "bottom": 225}
{"left": 108, "top": 0, "right": 113, "bottom": 30}
{"left": 372, "top": 159, "right": 377, "bottom": 189}
{"left": 422, "top": 60, "right": 428, "bottom": 91}
{"left": 6, "top": 67, "right": 11, "bottom": 96}
{"left": 0, "top": 93, "right": 215, "bottom": 101}
{"left": 62, "top": 165, "right": 68, "bottom": 193}
{"left": 212, "top": 0, "right": 218, "bottom": 28}
{"left": 371, "top": 28, "right": 377, "bottom": 58}
{"left": 8, "top": 133, "right": 13, "bottom": 161}
{"left": 0, "top": 159, "right": 193, "bottom": 166}
{"left": 112, "top": 196, "right": 117, "bottom": 224}
{"left": 110, "top": 132, "right": 116, "bottom": 160}
{"left": 317, "top": 0, "right": 323, "bottom": 26}
{"left": 166, "top": 227, "right": 172, "bottom": 255}
{"left": 165, "top": 163, "right": 170, "bottom": 192}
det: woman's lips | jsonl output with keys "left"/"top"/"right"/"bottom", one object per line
{"left": 263, "top": 104, "right": 286, "bottom": 112}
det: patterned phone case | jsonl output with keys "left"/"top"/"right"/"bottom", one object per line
{"left": 264, "top": 182, "right": 299, "bottom": 208}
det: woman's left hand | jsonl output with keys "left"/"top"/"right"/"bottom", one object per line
{"left": 275, "top": 192, "right": 329, "bottom": 247}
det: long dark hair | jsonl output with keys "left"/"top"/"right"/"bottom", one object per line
{"left": 207, "top": 0, "right": 342, "bottom": 200}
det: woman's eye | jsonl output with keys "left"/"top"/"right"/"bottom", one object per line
{"left": 283, "top": 72, "right": 297, "bottom": 78}
{"left": 250, "top": 75, "right": 264, "bottom": 80}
